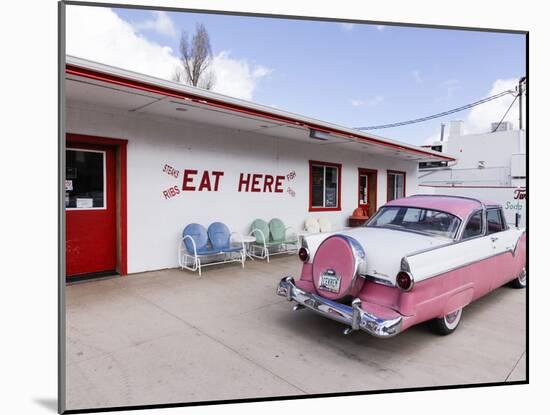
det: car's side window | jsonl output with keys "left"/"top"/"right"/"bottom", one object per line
{"left": 462, "top": 210, "right": 483, "bottom": 239}
{"left": 486, "top": 209, "right": 505, "bottom": 235}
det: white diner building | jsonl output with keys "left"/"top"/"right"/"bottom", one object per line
{"left": 64, "top": 56, "right": 454, "bottom": 278}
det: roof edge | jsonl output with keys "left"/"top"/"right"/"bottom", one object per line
{"left": 65, "top": 55, "right": 455, "bottom": 162}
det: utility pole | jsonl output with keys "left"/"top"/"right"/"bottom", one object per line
{"left": 519, "top": 76, "right": 526, "bottom": 130}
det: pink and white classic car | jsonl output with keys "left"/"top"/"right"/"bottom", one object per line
{"left": 277, "top": 195, "right": 526, "bottom": 337}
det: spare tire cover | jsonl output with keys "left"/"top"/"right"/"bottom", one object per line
{"left": 312, "top": 235, "right": 365, "bottom": 300}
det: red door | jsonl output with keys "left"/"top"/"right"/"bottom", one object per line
{"left": 66, "top": 144, "right": 117, "bottom": 277}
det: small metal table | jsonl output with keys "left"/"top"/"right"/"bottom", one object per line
{"left": 234, "top": 235, "right": 257, "bottom": 260}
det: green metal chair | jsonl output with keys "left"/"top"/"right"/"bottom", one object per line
{"left": 249, "top": 218, "right": 298, "bottom": 262}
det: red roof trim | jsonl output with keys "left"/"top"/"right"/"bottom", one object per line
{"left": 66, "top": 64, "right": 455, "bottom": 162}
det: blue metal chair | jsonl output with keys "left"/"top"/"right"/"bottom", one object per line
{"left": 178, "top": 222, "right": 245, "bottom": 276}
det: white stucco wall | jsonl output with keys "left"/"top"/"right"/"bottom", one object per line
{"left": 446, "top": 129, "right": 525, "bottom": 170}
{"left": 421, "top": 130, "right": 526, "bottom": 186}
{"left": 66, "top": 104, "right": 420, "bottom": 274}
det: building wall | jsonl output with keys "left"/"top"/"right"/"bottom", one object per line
{"left": 421, "top": 130, "right": 526, "bottom": 186}
{"left": 445, "top": 130, "right": 525, "bottom": 170}
{"left": 66, "top": 104, "right": 420, "bottom": 274}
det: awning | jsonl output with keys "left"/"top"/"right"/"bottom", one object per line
{"left": 65, "top": 55, "right": 455, "bottom": 163}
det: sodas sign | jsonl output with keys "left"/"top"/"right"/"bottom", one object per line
{"left": 513, "top": 187, "right": 526, "bottom": 200}
{"left": 505, "top": 187, "right": 526, "bottom": 213}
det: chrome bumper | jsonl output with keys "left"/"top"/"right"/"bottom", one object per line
{"left": 276, "top": 276, "right": 402, "bottom": 338}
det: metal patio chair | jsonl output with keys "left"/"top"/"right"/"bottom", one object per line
{"left": 249, "top": 218, "right": 298, "bottom": 262}
{"left": 178, "top": 222, "right": 245, "bottom": 276}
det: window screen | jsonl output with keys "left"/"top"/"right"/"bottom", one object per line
{"left": 359, "top": 175, "right": 368, "bottom": 204}
{"left": 388, "top": 172, "right": 405, "bottom": 201}
{"left": 65, "top": 149, "right": 106, "bottom": 209}
{"left": 310, "top": 162, "right": 340, "bottom": 209}
{"left": 324, "top": 166, "right": 338, "bottom": 208}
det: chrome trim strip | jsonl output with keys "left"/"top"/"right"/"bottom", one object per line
{"left": 277, "top": 277, "right": 402, "bottom": 338}
{"left": 405, "top": 241, "right": 455, "bottom": 257}
{"left": 417, "top": 250, "right": 517, "bottom": 282}
{"left": 407, "top": 232, "right": 487, "bottom": 257}
{"left": 365, "top": 275, "right": 395, "bottom": 287}
{"left": 510, "top": 230, "right": 526, "bottom": 257}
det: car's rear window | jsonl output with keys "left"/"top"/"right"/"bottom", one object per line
{"left": 367, "top": 206, "right": 461, "bottom": 238}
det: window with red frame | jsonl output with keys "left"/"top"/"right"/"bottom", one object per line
{"left": 309, "top": 161, "right": 341, "bottom": 211}
{"left": 387, "top": 170, "right": 406, "bottom": 201}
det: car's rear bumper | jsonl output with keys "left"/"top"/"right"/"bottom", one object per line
{"left": 276, "top": 276, "right": 403, "bottom": 338}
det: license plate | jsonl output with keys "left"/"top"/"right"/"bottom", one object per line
{"left": 319, "top": 271, "right": 341, "bottom": 294}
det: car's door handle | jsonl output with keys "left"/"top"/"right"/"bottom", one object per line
{"left": 491, "top": 236, "right": 499, "bottom": 242}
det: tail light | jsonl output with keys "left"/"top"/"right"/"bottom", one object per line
{"left": 396, "top": 271, "right": 414, "bottom": 291}
{"left": 298, "top": 247, "right": 310, "bottom": 262}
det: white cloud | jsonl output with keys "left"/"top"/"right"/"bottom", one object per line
{"left": 252, "top": 65, "right": 273, "bottom": 79}
{"left": 465, "top": 78, "right": 523, "bottom": 134}
{"left": 423, "top": 77, "right": 524, "bottom": 143}
{"left": 66, "top": 6, "right": 271, "bottom": 101}
{"left": 66, "top": 6, "right": 179, "bottom": 80}
{"left": 339, "top": 23, "right": 355, "bottom": 31}
{"left": 350, "top": 95, "right": 384, "bottom": 107}
{"left": 339, "top": 23, "right": 384, "bottom": 32}
{"left": 423, "top": 127, "right": 448, "bottom": 145}
{"left": 133, "top": 11, "right": 177, "bottom": 37}
{"left": 209, "top": 51, "right": 272, "bottom": 100}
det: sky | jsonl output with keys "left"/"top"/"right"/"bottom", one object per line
{"left": 65, "top": 5, "right": 526, "bottom": 146}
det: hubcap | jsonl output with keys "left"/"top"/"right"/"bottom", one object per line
{"left": 445, "top": 310, "right": 460, "bottom": 324}
{"left": 518, "top": 268, "right": 527, "bottom": 285}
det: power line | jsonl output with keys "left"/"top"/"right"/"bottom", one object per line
{"left": 355, "top": 89, "right": 516, "bottom": 131}
{"left": 492, "top": 92, "right": 520, "bottom": 132}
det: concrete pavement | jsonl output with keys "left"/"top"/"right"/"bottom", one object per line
{"left": 65, "top": 255, "right": 526, "bottom": 410}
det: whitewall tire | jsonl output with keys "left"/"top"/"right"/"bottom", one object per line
{"left": 509, "top": 267, "right": 527, "bottom": 289}
{"left": 430, "top": 308, "right": 463, "bottom": 335}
